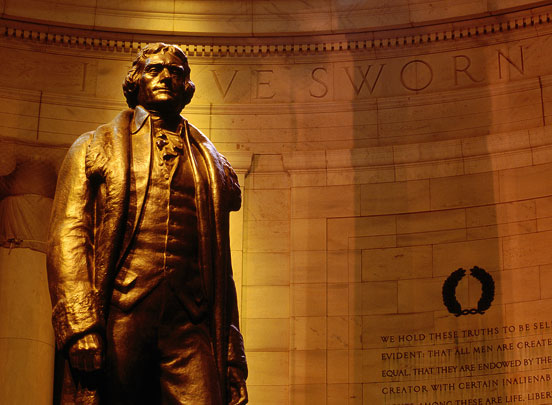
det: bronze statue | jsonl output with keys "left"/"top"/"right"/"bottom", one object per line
{"left": 47, "top": 43, "right": 248, "bottom": 404}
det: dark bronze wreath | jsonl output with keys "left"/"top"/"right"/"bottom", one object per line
{"left": 442, "top": 266, "right": 495, "bottom": 316}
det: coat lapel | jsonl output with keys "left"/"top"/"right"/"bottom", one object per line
{"left": 130, "top": 106, "right": 152, "bottom": 234}
{"left": 117, "top": 106, "right": 151, "bottom": 268}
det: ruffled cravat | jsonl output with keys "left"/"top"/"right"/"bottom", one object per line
{"left": 154, "top": 122, "right": 185, "bottom": 162}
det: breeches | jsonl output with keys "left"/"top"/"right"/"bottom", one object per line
{"left": 104, "top": 280, "right": 222, "bottom": 405}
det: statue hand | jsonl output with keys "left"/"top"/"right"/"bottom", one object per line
{"left": 68, "top": 332, "right": 104, "bottom": 372}
{"left": 228, "top": 366, "right": 248, "bottom": 405}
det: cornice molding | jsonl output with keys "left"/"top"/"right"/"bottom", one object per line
{"left": 1, "top": 5, "right": 552, "bottom": 57}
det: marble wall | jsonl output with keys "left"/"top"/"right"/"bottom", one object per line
{"left": 2, "top": 2, "right": 552, "bottom": 404}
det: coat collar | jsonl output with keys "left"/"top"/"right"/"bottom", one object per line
{"left": 131, "top": 105, "right": 187, "bottom": 135}
{"left": 131, "top": 105, "right": 149, "bottom": 134}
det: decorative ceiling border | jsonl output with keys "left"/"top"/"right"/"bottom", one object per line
{"left": 1, "top": 6, "right": 552, "bottom": 57}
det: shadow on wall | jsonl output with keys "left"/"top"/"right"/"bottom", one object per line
{"left": 239, "top": 30, "right": 535, "bottom": 404}
{"left": 344, "top": 34, "right": 538, "bottom": 404}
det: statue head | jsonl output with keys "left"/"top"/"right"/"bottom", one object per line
{"left": 123, "top": 43, "right": 195, "bottom": 115}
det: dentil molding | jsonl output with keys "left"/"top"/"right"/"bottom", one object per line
{"left": 2, "top": 5, "right": 552, "bottom": 57}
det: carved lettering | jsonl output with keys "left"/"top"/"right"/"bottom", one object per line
{"left": 254, "top": 69, "right": 275, "bottom": 99}
{"left": 309, "top": 67, "right": 328, "bottom": 98}
{"left": 377, "top": 323, "right": 552, "bottom": 402}
{"left": 400, "top": 59, "right": 433, "bottom": 91}
{"left": 453, "top": 55, "right": 483, "bottom": 85}
{"left": 211, "top": 69, "right": 239, "bottom": 99}
{"left": 498, "top": 46, "right": 524, "bottom": 79}
{"left": 343, "top": 64, "right": 385, "bottom": 95}
{"left": 193, "top": 45, "right": 531, "bottom": 104}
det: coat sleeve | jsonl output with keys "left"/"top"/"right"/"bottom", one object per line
{"left": 218, "top": 152, "right": 241, "bottom": 213}
{"left": 226, "top": 282, "right": 248, "bottom": 377}
{"left": 218, "top": 153, "right": 248, "bottom": 376}
{"left": 47, "top": 132, "right": 104, "bottom": 351}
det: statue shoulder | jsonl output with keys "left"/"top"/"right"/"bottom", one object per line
{"left": 216, "top": 152, "right": 241, "bottom": 212}
{"left": 91, "top": 109, "right": 134, "bottom": 142}
{"left": 85, "top": 109, "right": 134, "bottom": 178}
{"left": 185, "top": 120, "right": 241, "bottom": 211}
{"left": 71, "top": 130, "right": 95, "bottom": 150}
{"left": 62, "top": 131, "right": 94, "bottom": 169}
{"left": 186, "top": 121, "right": 210, "bottom": 144}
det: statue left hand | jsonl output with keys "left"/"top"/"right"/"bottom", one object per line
{"left": 227, "top": 366, "right": 248, "bottom": 405}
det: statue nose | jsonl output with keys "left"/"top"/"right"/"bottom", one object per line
{"left": 159, "top": 67, "right": 171, "bottom": 80}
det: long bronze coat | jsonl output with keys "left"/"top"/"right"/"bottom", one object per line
{"left": 47, "top": 107, "right": 246, "bottom": 403}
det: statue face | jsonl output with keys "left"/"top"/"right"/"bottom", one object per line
{"left": 137, "top": 52, "right": 187, "bottom": 114}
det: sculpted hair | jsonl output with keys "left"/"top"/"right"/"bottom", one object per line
{"left": 122, "top": 42, "right": 195, "bottom": 109}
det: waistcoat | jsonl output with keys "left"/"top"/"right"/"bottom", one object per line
{"left": 111, "top": 121, "right": 208, "bottom": 322}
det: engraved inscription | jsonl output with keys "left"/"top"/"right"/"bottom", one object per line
{"left": 498, "top": 46, "right": 525, "bottom": 79}
{"left": 343, "top": 64, "right": 385, "bottom": 95}
{"left": 376, "top": 322, "right": 552, "bottom": 404}
{"left": 254, "top": 69, "right": 275, "bottom": 99}
{"left": 211, "top": 69, "right": 239, "bottom": 99}
{"left": 454, "top": 55, "right": 484, "bottom": 84}
{"left": 201, "top": 45, "right": 527, "bottom": 103}
{"left": 309, "top": 67, "right": 329, "bottom": 98}
{"left": 400, "top": 60, "right": 433, "bottom": 91}
{"left": 0, "top": 48, "right": 91, "bottom": 93}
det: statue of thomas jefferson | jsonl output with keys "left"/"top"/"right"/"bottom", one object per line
{"left": 47, "top": 43, "right": 248, "bottom": 404}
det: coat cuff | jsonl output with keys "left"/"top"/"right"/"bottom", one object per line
{"left": 227, "top": 324, "right": 248, "bottom": 378}
{"left": 51, "top": 290, "right": 104, "bottom": 351}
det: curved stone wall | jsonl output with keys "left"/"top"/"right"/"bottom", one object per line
{"left": 2, "top": 3, "right": 552, "bottom": 404}
{"left": 0, "top": 0, "right": 550, "bottom": 36}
